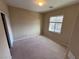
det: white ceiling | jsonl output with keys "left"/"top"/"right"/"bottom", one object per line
{"left": 5, "top": 0, "right": 78, "bottom": 13}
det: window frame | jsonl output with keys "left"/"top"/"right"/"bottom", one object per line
{"left": 48, "top": 15, "right": 64, "bottom": 34}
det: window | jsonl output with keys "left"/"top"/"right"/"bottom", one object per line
{"left": 49, "top": 16, "right": 64, "bottom": 33}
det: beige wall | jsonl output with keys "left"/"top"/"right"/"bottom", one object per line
{"left": 70, "top": 8, "right": 79, "bottom": 59}
{"left": 0, "top": 0, "right": 8, "bottom": 14}
{"left": 42, "top": 4, "right": 79, "bottom": 47}
{"left": 8, "top": 6, "right": 41, "bottom": 40}
{"left": 0, "top": 0, "right": 11, "bottom": 59}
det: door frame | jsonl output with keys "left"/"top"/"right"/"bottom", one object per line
{"left": 0, "top": 10, "right": 12, "bottom": 48}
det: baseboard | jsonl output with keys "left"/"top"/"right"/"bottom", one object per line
{"left": 14, "top": 34, "right": 40, "bottom": 41}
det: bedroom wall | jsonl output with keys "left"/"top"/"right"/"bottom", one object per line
{"left": 0, "top": 0, "right": 11, "bottom": 59}
{"left": 42, "top": 4, "right": 79, "bottom": 47}
{"left": 70, "top": 8, "right": 79, "bottom": 59}
{"left": 0, "top": 0, "right": 8, "bottom": 14}
{"left": 8, "top": 6, "right": 41, "bottom": 40}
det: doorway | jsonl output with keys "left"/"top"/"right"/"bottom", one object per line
{"left": 1, "top": 13, "right": 11, "bottom": 48}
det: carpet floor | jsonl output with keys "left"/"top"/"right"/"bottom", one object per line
{"left": 11, "top": 36, "right": 66, "bottom": 59}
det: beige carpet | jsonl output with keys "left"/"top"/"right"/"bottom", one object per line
{"left": 11, "top": 36, "right": 66, "bottom": 59}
